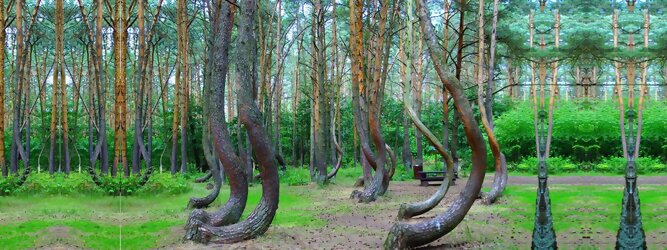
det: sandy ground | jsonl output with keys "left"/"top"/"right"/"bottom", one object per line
{"left": 167, "top": 175, "right": 667, "bottom": 250}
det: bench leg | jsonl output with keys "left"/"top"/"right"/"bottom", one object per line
{"left": 420, "top": 180, "right": 429, "bottom": 186}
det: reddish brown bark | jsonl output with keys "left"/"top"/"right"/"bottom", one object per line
{"left": 186, "top": 0, "right": 278, "bottom": 243}
{"left": 185, "top": 0, "right": 247, "bottom": 223}
{"left": 385, "top": 1, "right": 487, "bottom": 247}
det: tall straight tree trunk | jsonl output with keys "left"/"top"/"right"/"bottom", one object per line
{"left": 291, "top": 5, "right": 303, "bottom": 167}
{"left": 291, "top": 7, "right": 302, "bottom": 167}
{"left": 76, "top": 0, "right": 106, "bottom": 179}
{"left": 97, "top": 0, "right": 109, "bottom": 175}
{"left": 9, "top": 0, "right": 41, "bottom": 182}
{"left": 312, "top": 0, "right": 327, "bottom": 183}
{"left": 132, "top": 0, "right": 146, "bottom": 175}
{"left": 451, "top": 0, "right": 467, "bottom": 177}
{"left": 412, "top": 26, "right": 424, "bottom": 167}
{"left": 180, "top": 2, "right": 190, "bottom": 173}
{"left": 272, "top": 0, "right": 283, "bottom": 158}
{"left": 49, "top": 0, "right": 62, "bottom": 173}
{"left": 0, "top": 0, "right": 6, "bottom": 177}
{"left": 112, "top": 0, "right": 128, "bottom": 177}
{"left": 171, "top": 0, "right": 185, "bottom": 174}
{"left": 441, "top": 0, "right": 451, "bottom": 170}
{"left": 10, "top": 0, "right": 24, "bottom": 175}
{"left": 60, "top": 39, "right": 70, "bottom": 174}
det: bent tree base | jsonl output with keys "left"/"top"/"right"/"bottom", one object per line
{"left": 531, "top": 178, "right": 557, "bottom": 249}
{"left": 187, "top": 165, "right": 222, "bottom": 209}
{"left": 480, "top": 153, "right": 508, "bottom": 205}
{"left": 615, "top": 176, "right": 646, "bottom": 249}
{"left": 383, "top": 0, "right": 487, "bottom": 247}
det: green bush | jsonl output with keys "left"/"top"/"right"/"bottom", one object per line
{"left": 137, "top": 173, "right": 190, "bottom": 195}
{"left": 510, "top": 157, "right": 576, "bottom": 174}
{"left": 510, "top": 156, "right": 666, "bottom": 174}
{"left": 512, "top": 157, "right": 539, "bottom": 174}
{"left": 495, "top": 101, "right": 667, "bottom": 163}
{"left": 596, "top": 157, "right": 628, "bottom": 174}
{"left": 98, "top": 173, "right": 190, "bottom": 195}
{"left": 391, "top": 164, "right": 412, "bottom": 181}
{"left": 98, "top": 175, "right": 137, "bottom": 195}
{"left": 0, "top": 175, "right": 18, "bottom": 195}
{"left": 339, "top": 163, "right": 364, "bottom": 179}
{"left": 279, "top": 168, "right": 310, "bottom": 186}
{"left": 17, "top": 173, "right": 100, "bottom": 195}
{"left": 0, "top": 172, "right": 190, "bottom": 195}
{"left": 636, "top": 157, "right": 666, "bottom": 174}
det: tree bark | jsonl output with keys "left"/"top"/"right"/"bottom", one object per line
{"left": 315, "top": 0, "right": 327, "bottom": 183}
{"left": 396, "top": 14, "right": 454, "bottom": 220}
{"left": 385, "top": 1, "right": 487, "bottom": 247}
{"left": 291, "top": 5, "right": 302, "bottom": 168}
{"left": 477, "top": 0, "right": 507, "bottom": 205}
{"left": 450, "top": 0, "right": 467, "bottom": 179}
{"left": 50, "top": 0, "right": 64, "bottom": 174}
{"left": 0, "top": 0, "right": 6, "bottom": 177}
{"left": 112, "top": 0, "right": 128, "bottom": 177}
{"left": 186, "top": 0, "right": 279, "bottom": 243}
{"left": 349, "top": 0, "right": 391, "bottom": 203}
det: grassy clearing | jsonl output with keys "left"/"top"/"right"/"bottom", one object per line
{"left": 493, "top": 185, "right": 667, "bottom": 236}
{"left": 1, "top": 174, "right": 666, "bottom": 249}
{"left": 0, "top": 181, "right": 330, "bottom": 249}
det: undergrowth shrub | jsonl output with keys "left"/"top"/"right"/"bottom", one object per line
{"left": 99, "top": 173, "right": 190, "bottom": 195}
{"left": 137, "top": 173, "right": 190, "bottom": 195}
{"left": 510, "top": 156, "right": 666, "bottom": 174}
{"left": 0, "top": 172, "right": 190, "bottom": 196}
{"left": 18, "top": 173, "right": 100, "bottom": 195}
{"left": 280, "top": 168, "right": 310, "bottom": 186}
{"left": 391, "top": 164, "right": 412, "bottom": 181}
{"left": 0, "top": 175, "right": 18, "bottom": 195}
{"left": 339, "top": 163, "right": 364, "bottom": 179}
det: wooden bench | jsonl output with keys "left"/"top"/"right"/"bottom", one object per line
{"left": 412, "top": 164, "right": 447, "bottom": 186}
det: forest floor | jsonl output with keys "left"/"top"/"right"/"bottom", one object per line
{"left": 1, "top": 174, "right": 666, "bottom": 249}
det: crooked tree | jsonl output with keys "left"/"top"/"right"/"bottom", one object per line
{"left": 385, "top": 0, "right": 487, "bottom": 247}
{"left": 185, "top": 0, "right": 280, "bottom": 243}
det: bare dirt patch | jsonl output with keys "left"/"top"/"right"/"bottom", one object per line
{"left": 168, "top": 176, "right": 667, "bottom": 249}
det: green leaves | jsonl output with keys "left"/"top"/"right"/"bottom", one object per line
{"left": 495, "top": 100, "right": 666, "bottom": 163}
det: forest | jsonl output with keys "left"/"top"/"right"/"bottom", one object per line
{"left": 0, "top": 0, "right": 666, "bottom": 249}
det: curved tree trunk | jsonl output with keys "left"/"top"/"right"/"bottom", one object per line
{"left": 195, "top": 171, "right": 213, "bottom": 183}
{"left": 349, "top": 0, "right": 391, "bottom": 204}
{"left": 476, "top": 0, "right": 507, "bottom": 205}
{"left": 385, "top": 144, "right": 397, "bottom": 179}
{"left": 385, "top": 1, "right": 487, "bottom": 248}
{"left": 186, "top": 0, "right": 279, "bottom": 243}
{"left": 185, "top": 0, "right": 247, "bottom": 229}
{"left": 395, "top": 16, "right": 455, "bottom": 220}
{"left": 326, "top": 104, "right": 343, "bottom": 180}
{"left": 188, "top": 163, "right": 222, "bottom": 209}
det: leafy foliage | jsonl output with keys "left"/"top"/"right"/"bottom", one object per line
{"left": 14, "top": 173, "right": 99, "bottom": 195}
{"left": 136, "top": 173, "right": 190, "bottom": 195}
{"left": 495, "top": 100, "right": 667, "bottom": 163}
{"left": 510, "top": 156, "right": 666, "bottom": 174}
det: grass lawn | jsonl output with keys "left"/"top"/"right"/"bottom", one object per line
{"left": 0, "top": 174, "right": 666, "bottom": 249}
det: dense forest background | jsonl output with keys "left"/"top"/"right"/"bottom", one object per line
{"left": 0, "top": 0, "right": 666, "bottom": 182}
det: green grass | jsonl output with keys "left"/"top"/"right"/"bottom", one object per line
{"left": 2, "top": 178, "right": 666, "bottom": 249}
{"left": 496, "top": 185, "right": 667, "bottom": 234}
{"left": 0, "top": 182, "right": 327, "bottom": 249}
